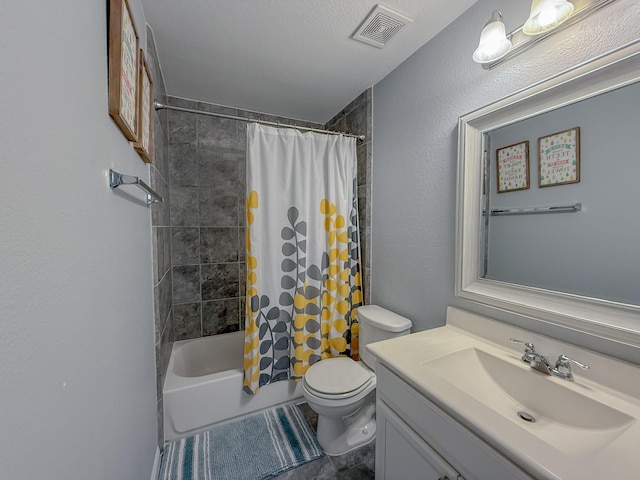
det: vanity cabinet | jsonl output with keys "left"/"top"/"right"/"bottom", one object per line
{"left": 377, "top": 400, "right": 462, "bottom": 480}
{"left": 376, "top": 364, "right": 533, "bottom": 480}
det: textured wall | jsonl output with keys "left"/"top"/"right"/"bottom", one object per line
{"left": 372, "top": 0, "right": 640, "bottom": 359}
{"left": 0, "top": 1, "right": 157, "bottom": 478}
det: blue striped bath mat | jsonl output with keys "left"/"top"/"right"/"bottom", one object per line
{"left": 158, "top": 403, "right": 324, "bottom": 480}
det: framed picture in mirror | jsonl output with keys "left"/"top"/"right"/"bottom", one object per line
{"left": 496, "top": 141, "right": 530, "bottom": 193}
{"left": 538, "top": 127, "right": 580, "bottom": 187}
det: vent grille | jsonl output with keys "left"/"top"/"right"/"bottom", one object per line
{"left": 352, "top": 5, "right": 413, "bottom": 49}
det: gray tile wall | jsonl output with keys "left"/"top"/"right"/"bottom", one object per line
{"left": 325, "top": 88, "right": 373, "bottom": 305}
{"left": 167, "top": 89, "right": 373, "bottom": 343}
{"left": 147, "top": 26, "right": 172, "bottom": 447}
{"left": 166, "top": 97, "right": 324, "bottom": 341}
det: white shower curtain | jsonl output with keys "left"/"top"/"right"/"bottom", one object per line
{"left": 243, "top": 123, "right": 363, "bottom": 394}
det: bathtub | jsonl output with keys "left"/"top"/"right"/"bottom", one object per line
{"left": 163, "top": 330, "right": 303, "bottom": 441}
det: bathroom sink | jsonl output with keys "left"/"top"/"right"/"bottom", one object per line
{"left": 367, "top": 307, "right": 640, "bottom": 479}
{"left": 420, "top": 347, "right": 634, "bottom": 454}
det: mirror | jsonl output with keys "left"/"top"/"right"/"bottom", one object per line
{"left": 483, "top": 81, "right": 639, "bottom": 306}
{"left": 456, "top": 40, "right": 640, "bottom": 348}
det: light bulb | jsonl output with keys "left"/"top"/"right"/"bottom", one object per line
{"left": 523, "top": 0, "right": 574, "bottom": 35}
{"left": 537, "top": 8, "right": 558, "bottom": 28}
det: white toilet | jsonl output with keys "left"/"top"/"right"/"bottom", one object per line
{"left": 302, "top": 305, "right": 412, "bottom": 455}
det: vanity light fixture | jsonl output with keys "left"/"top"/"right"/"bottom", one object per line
{"left": 473, "top": 0, "right": 618, "bottom": 69}
{"left": 472, "top": 10, "right": 512, "bottom": 65}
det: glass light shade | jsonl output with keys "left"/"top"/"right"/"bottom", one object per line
{"left": 523, "top": 0, "right": 574, "bottom": 35}
{"left": 473, "top": 11, "right": 512, "bottom": 64}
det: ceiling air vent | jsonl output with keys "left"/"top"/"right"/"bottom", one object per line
{"left": 352, "top": 4, "right": 413, "bottom": 49}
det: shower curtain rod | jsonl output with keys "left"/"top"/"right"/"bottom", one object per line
{"left": 153, "top": 101, "right": 366, "bottom": 141}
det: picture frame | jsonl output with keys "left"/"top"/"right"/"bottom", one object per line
{"left": 108, "top": 0, "right": 139, "bottom": 142}
{"left": 538, "top": 127, "right": 580, "bottom": 187}
{"left": 133, "top": 50, "right": 154, "bottom": 164}
{"left": 496, "top": 141, "right": 530, "bottom": 193}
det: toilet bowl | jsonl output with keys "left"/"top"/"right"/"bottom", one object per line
{"left": 302, "top": 305, "right": 412, "bottom": 455}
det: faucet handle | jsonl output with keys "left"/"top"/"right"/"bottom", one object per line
{"left": 552, "top": 354, "right": 590, "bottom": 380}
{"left": 510, "top": 338, "right": 535, "bottom": 351}
{"left": 510, "top": 338, "right": 542, "bottom": 366}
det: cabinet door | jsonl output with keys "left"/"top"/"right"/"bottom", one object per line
{"left": 376, "top": 401, "right": 462, "bottom": 480}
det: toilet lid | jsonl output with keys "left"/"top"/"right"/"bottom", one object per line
{"left": 304, "top": 357, "right": 373, "bottom": 395}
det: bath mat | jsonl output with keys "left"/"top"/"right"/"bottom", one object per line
{"left": 157, "top": 403, "right": 324, "bottom": 480}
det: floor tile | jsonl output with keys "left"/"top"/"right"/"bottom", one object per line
{"left": 330, "top": 441, "right": 375, "bottom": 472}
{"left": 336, "top": 464, "right": 375, "bottom": 480}
{"left": 273, "top": 456, "right": 338, "bottom": 480}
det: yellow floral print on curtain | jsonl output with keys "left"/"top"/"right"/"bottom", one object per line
{"left": 291, "top": 198, "right": 363, "bottom": 377}
{"left": 243, "top": 123, "right": 362, "bottom": 395}
{"left": 243, "top": 191, "right": 261, "bottom": 389}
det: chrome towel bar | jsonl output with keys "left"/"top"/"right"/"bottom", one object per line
{"left": 109, "top": 169, "right": 163, "bottom": 205}
{"left": 490, "top": 202, "right": 581, "bottom": 216}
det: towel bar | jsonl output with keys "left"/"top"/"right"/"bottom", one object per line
{"left": 490, "top": 203, "right": 581, "bottom": 216}
{"left": 109, "top": 169, "right": 163, "bottom": 205}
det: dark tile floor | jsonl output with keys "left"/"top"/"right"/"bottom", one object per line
{"left": 274, "top": 403, "right": 376, "bottom": 480}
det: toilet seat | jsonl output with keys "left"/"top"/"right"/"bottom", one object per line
{"left": 303, "top": 357, "right": 375, "bottom": 400}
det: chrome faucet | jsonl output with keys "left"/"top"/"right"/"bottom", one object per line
{"left": 510, "top": 338, "right": 589, "bottom": 381}
{"left": 510, "top": 338, "right": 552, "bottom": 375}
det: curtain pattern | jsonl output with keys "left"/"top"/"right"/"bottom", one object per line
{"left": 243, "top": 124, "right": 362, "bottom": 394}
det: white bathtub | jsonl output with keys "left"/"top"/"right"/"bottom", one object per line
{"left": 163, "top": 330, "right": 303, "bottom": 441}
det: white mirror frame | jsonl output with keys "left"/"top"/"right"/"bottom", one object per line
{"left": 456, "top": 40, "right": 640, "bottom": 348}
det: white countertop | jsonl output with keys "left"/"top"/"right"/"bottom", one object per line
{"left": 367, "top": 307, "right": 640, "bottom": 480}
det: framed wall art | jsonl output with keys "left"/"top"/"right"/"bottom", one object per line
{"left": 134, "top": 50, "right": 154, "bottom": 164}
{"left": 108, "top": 0, "right": 139, "bottom": 141}
{"left": 496, "top": 141, "right": 530, "bottom": 193}
{"left": 538, "top": 127, "right": 580, "bottom": 187}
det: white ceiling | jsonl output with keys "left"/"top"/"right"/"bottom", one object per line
{"left": 140, "top": 0, "right": 477, "bottom": 123}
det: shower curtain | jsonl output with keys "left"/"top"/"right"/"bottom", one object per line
{"left": 243, "top": 123, "right": 363, "bottom": 394}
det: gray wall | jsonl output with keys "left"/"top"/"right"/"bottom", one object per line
{"left": 487, "top": 82, "right": 640, "bottom": 305}
{"left": 371, "top": 0, "right": 640, "bottom": 359}
{"left": 0, "top": 1, "right": 157, "bottom": 478}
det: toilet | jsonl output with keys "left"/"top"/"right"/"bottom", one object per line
{"left": 302, "top": 305, "right": 412, "bottom": 455}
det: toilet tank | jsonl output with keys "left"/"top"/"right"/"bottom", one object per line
{"left": 357, "top": 305, "right": 412, "bottom": 370}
